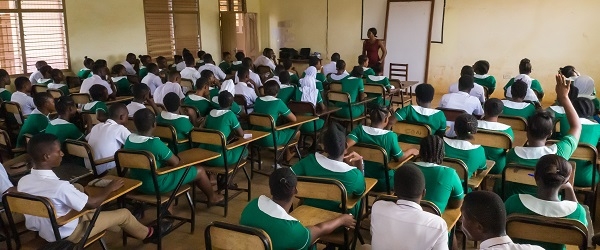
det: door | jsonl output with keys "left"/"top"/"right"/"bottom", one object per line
{"left": 244, "top": 13, "right": 259, "bottom": 59}
{"left": 220, "top": 12, "right": 259, "bottom": 59}
{"left": 220, "top": 11, "right": 238, "bottom": 56}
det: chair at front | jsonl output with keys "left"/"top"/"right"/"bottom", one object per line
{"left": 506, "top": 214, "right": 587, "bottom": 250}
{"left": 204, "top": 221, "right": 272, "bottom": 250}
{"left": 153, "top": 123, "right": 189, "bottom": 155}
{"left": 498, "top": 115, "right": 528, "bottom": 131}
{"left": 65, "top": 139, "right": 114, "bottom": 177}
{"left": 392, "top": 121, "right": 432, "bottom": 150}
{"left": 326, "top": 91, "right": 367, "bottom": 132}
{"left": 3, "top": 101, "right": 25, "bottom": 137}
{"left": 70, "top": 93, "right": 92, "bottom": 106}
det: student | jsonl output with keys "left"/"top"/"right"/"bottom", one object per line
{"left": 506, "top": 74, "right": 540, "bottom": 102}
{"left": 156, "top": 56, "right": 169, "bottom": 81}
{"left": 573, "top": 75, "right": 600, "bottom": 111}
{"left": 322, "top": 52, "right": 341, "bottom": 77}
{"left": 478, "top": 98, "right": 514, "bottom": 175}
{"left": 545, "top": 86, "right": 577, "bottom": 128}
{"left": 127, "top": 83, "right": 159, "bottom": 117}
{"left": 124, "top": 108, "right": 223, "bottom": 203}
{"left": 141, "top": 63, "right": 163, "bottom": 95}
{"left": 219, "top": 51, "right": 233, "bottom": 75}
{"left": 201, "top": 69, "right": 222, "bottom": 98}
{"left": 183, "top": 77, "right": 213, "bottom": 117}
{"left": 473, "top": 60, "right": 497, "bottom": 95}
{"left": 327, "top": 59, "right": 350, "bottom": 83}
{"left": 334, "top": 66, "right": 365, "bottom": 119}
{"left": 282, "top": 59, "right": 300, "bottom": 85}
{"left": 413, "top": 135, "right": 464, "bottom": 213}
{"left": 240, "top": 168, "right": 356, "bottom": 250}
{"left": 36, "top": 65, "right": 53, "bottom": 86}
{"left": 292, "top": 123, "right": 366, "bottom": 216}
{"left": 157, "top": 92, "right": 194, "bottom": 152}
{"left": 276, "top": 70, "right": 296, "bottom": 103}
{"left": 505, "top": 154, "right": 585, "bottom": 250}
{"left": 47, "top": 69, "right": 70, "bottom": 95}
{"left": 29, "top": 60, "right": 47, "bottom": 84}
{"left": 504, "top": 74, "right": 580, "bottom": 198}
{"left": 138, "top": 55, "right": 152, "bottom": 79}
{"left": 358, "top": 54, "right": 375, "bottom": 77}
{"left": 80, "top": 63, "right": 115, "bottom": 99}
{"left": 234, "top": 68, "right": 259, "bottom": 107}
{"left": 110, "top": 64, "right": 132, "bottom": 96}
{"left": 461, "top": 191, "right": 543, "bottom": 250}
{"left": 347, "top": 106, "right": 418, "bottom": 192}
{"left": 503, "top": 58, "right": 544, "bottom": 100}
{"left": 180, "top": 54, "right": 201, "bottom": 85}
{"left": 85, "top": 103, "right": 131, "bottom": 175}
{"left": 77, "top": 56, "right": 94, "bottom": 79}
{"left": 366, "top": 63, "right": 393, "bottom": 90}
{"left": 210, "top": 80, "right": 243, "bottom": 116}
{"left": 172, "top": 55, "right": 185, "bottom": 72}
{"left": 121, "top": 53, "right": 138, "bottom": 76}
{"left": 448, "top": 66, "right": 486, "bottom": 103}
{"left": 299, "top": 65, "right": 324, "bottom": 91}
{"left": 501, "top": 80, "right": 537, "bottom": 119}
{"left": 0, "top": 69, "right": 12, "bottom": 101}
{"left": 253, "top": 48, "right": 276, "bottom": 70}
{"left": 16, "top": 92, "right": 54, "bottom": 147}
{"left": 370, "top": 164, "right": 448, "bottom": 249}
{"left": 196, "top": 50, "right": 206, "bottom": 66}
{"left": 45, "top": 96, "right": 84, "bottom": 145}
{"left": 82, "top": 84, "right": 109, "bottom": 122}
{"left": 440, "top": 75, "right": 484, "bottom": 136}
{"left": 395, "top": 83, "right": 447, "bottom": 144}
{"left": 444, "top": 114, "right": 487, "bottom": 178}
{"left": 294, "top": 68, "right": 326, "bottom": 133}
{"left": 153, "top": 70, "right": 185, "bottom": 105}
{"left": 18, "top": 133, "right": 162, "bottom": 243}
{"left": 235, "top": 57, "right": 262, "bottom": 87}
{"left": 265, "top": 65, "right": 285, "bottom": 85}
{"left": 197, "top": 54, "right": 226, "bottom": 81}
{"left": 11, "top": 76, "right": 36, "bottom": 115}
{"left": 301, "top": 56, "right": 326, "bottom": 83}
{"left": 230, "top": 51, "right": 245, "bottom": 73}
{"left": 0, "top": 162, "right": 15, "bottom": 194}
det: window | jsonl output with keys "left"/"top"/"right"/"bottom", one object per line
{"left": 143, "top": 0, "right": 201, "bottom": 61}
{"left": 0, "top": 0, "right": 69, "bottom": 75}
{"left": 219, "top": 0, "right": 246, "bottom": 12}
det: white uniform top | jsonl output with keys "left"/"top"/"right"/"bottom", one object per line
{"left": 80, "top": 75, "right": 113, "bottom": 95}
{"left": 197, "top": 63, "right": 227, "bottom": 80}
{"left": 153, "top": 81, "right": 185, "bottom": 104}
{"left": 235, "top": 70, "right": 263, "bottom": 87}
{"left": 18, "top": 169, "right": 88, "bottom": 242}
{"left": 47, "top": 82, "right": 67, "bottom": 90}
{"left": 85, "top": 119, "right": 131, "bottom": 174}
{"left": 234, "top": 82, "right": 258, "bottom": 107}
{"left": 253, "top": 55, "right": 276, "bottom": 70}
{"left": 29, "top": 70, "right": 43, "bottom": 85}
{"left": 11, "top": 91, "right": 36, "bottom": 115}
{"left": 0, "top": 163, "right": 13, "bottom": 193}
{"left": 121, "top": 60, "right": 136, "bottom": 75}
{"left": 371, "top": 199, "right": 448, "bottom": 250}
{"left": 322, "top": 61, "right": 337, "bottom": 77}
{"left": 141, "top": 72, "right": 163, "bottom": 95}
{"left": 126, "top": 102, "right": 146, "bottom": 118}
{"left": 175, "top": 61, "right": 186, "bottom": 72}
{"left": 180, "top": 67, "right": 201, "bottom": 84}
{"left": 439, "top": 91, "right": 484, "bottom": 115}
{"left": 448, "top": 82, "right": 486, "bottom": 103}
{"left": 479, "top": 236, "right": 544, "bottom": 250}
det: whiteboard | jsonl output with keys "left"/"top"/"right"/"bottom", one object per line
{"left": 384, "top": 0, "right": 433, "bottom": 85}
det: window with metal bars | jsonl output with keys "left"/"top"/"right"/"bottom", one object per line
{"left": 143, "top": 0, "right": 201, "bottom": 62}
{"left": 0, "top": 0, "right": 68, "bottom": 75}
{"left": 219, "top": 0, "right": 246, "bottom": 12}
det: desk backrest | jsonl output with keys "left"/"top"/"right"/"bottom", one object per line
{"left": 436, "top": 108, "right": 466, "bottom": 122}
{"left": 392, "top": 121, "right": 432, "bottom": 140}
{"left": 115, "top": 149, "right": 156, "bottom": 172}
{"left": 498, "top": 115, "right": 527, "bottom": 131}
{"left": 70, "top": 93, "right": 92, "bottom": 105}
{"left": 205, "top": 221, "right": 272, "bottom": 250}
{"left": 349, "top": 143, "right": 388, "bottom": 166}
{"left": 472, "top": 130, "right": 512, "bottom": 149}
{"left": 506, "top": 214, "right": 587, "bottom": 250}
{"left": 190, "top": 129, "right": 226, "bottom": 147}
{"left": 441, "top": 158, "right": 469, "bottom": 192}
{"left": 295, "top": 176, "right": 347, "bottom": 212}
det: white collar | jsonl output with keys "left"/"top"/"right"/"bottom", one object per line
{"left": 49, "top": 118, "right": 71, "bottom": 125}
{"left": 209, "top": 109, "right": 230, "bottom": 117}
{"left": 111, "top": 76, "right": 127, "bottom": 82}
{"left": 257, "top": 195, "right": 297, "bottom": 221}
{"left": 83, "top": 101, "right": 99, "bottom": 110}
{"left": 477, "top": 120, "right": 511, "bottom": 131}
{"left": 479, "top": 236, "right": 513, "bottom": 249}
{"left": 330, "top": 72, "right": 349, "bottom": 80}
{"left": 0, "top": 88, "right": 6, "bottom": 92}
{"left": 160, "top": 111, "right": 188, "bottom": 120}
{"left": 362, "top": 126, "right": 390, "bottom": 136}
{"left": 395, "top": 199, "right": 422, "bottom": 210}
{"left": 411, "top": 105, "right": 440, "bottom": 116}
{"left": 232, "top": 61, "right": 242, "bottom": 65}
{"left": 259, "top": 96, "right": 278, "bottom": 102}
{"left": 513, "top": 145, "right": 557, "bottom": 159}
{"left": 187, "top": 94, "right": 207, "bottom": 101}
{"left": 443, "top": 137, "right": 481, "bottom": 150}
{"left": 579, "top": 118, "right": 597, "bottom": 125}
{"left": 80, "top": 67, "right": 90, "bottom": 71}
{"left": 30, "top": 169, "right": 59, "bottom": 180}
{"left": 104, "top": 119, "right": 117, "bottom": 125}
{"left": 414, "top": 161, "right": 447, "bottom": 168}
{"left": 474, "top": 74, "right": 490, "bottom": 79}
{"left": 30, "top": 109, "right": 43, "bottom": 115}
{"left": 549, "top": 106, "right": 565, "bottom": 114}
{"left": 518, "top": 194, "right": 578, "bottom": 217}
{"left": 362, "top": 67, "right": 370, "bottom": 71}
{"left": 140, "top": 65, "right": 146, "bottom": 69}
{"left": 501, "top": 100, "right": 531, "bottom": 109}
{"left": 128, "top": 102, "right": 145, "bottom": 108}
{"left": 128, "top": 134, "right": 153, "bottom": 143}
{"left": 367, "top": 75, "right": 386, "bottom": 81}
{"left": 314, "top": 153, "right": 356, "bottom": 173}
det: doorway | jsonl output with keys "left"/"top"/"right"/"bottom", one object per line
{"left": 220, "top": 12, "right": 258, "bottom": 59}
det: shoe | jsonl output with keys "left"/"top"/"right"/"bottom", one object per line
{"left": 129, "top": 203, "right": 145, "bottom": 220}
{"left": 143, "top": 219, "right": 174, "bottom": 244}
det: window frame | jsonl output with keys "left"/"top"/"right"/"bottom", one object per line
{"left": 219, "top": 0, "right": 246, "bottom": 12}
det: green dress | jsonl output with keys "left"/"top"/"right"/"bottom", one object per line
{"left": 112, "top": 76, "right": 132, "bottom": 96}
{"left": 365, "top": 75, "right": 391, "bottom": 106}
{"left": 362, "top": 67, "right": 375, "bottom": 77}
{"left": 289, "top": 72, "right": 300, "bottom": 85}
{"left": 347, "top": 125, "right": 403, "bottom": 192}
{"left": 77, "top": 68, "right": 92, "bottom": 79}
{"left": 82, "top": 101, "right": 108, "bottom": 114}
{"left": 183, "top": 94, "right": 213, "bottom": 117}
{"left": 0, "top": 88, "right": 12, "bottom": 102}
{"left": 201, "top": 109, "right": 245, "bottom": 167}
{"left": 293, "top": 88, "right": 324, "bottom": 133}
{"left": 395, "top": 105, "right": 447, "bottom": 144}
{"left": 210, "top": 96, "right": 242, "bottom": 115}
{"left": 504, "top": 77, "right": 544, "bottom": 96}
{"left": 477, "top": 120, "right": 514, "bottom": 175}
{"left": 218, "top": 61, "right": 232, "bottom": 75}
{"left": 156, "top": 111, "right": 193, "bottom": 153}
{"left": 16, "top": 109, "right": 48, "bottom": 147}
{"left": 413, "top": 162, "right": 464, "bottom": 213}
{"left": 443, "top": 137, "right": 487, "bottom": 179}
{"left": 253, "top": 96, "right": 296, "bottom": 147}
{"left": 44, "top": 118, "right": 84, "bottom": 146}
{"left": 501, "top": 100, "right": 536, "bottom": 120}
{"left": 124, "top": 134, "right": 197, "bottom": 194}
{"left": 291, "top": 153, "right": 365, "bottom": 216}
{"left": 474, "top": 74, "right": 497, "bottom": 94}
{"left": 138, "top": 66, "right": 148, "bottom": 79}
{"left": 278, "top": 85, "right": 296, "bottom": 103}
{"left": 559, "top": 118, "right": 600, "bottom": 187}
{"left": 334, "top": 77, "right": 365, "bottom": 119}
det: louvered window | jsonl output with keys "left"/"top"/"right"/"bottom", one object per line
{"left": 219, "top": 0, "right": 246, "bottom": 12}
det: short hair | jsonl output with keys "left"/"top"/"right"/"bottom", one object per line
{"left": 283, "top": 60, "right": 293, "bottom": 70}
{"left": 92, "top": 62, "right": 105, "bottom": 74}
{"left": 372, "top": 63, "right": 383, "bottom": 74}
{"left": 460, "top": 65, "right": 474, "bottom": 77}
{"left": 235, "top": 51, "right": 245, "bottom": 61}
{"left": 200, "top": 69, "right": 214, "bottom": 79}
{"left": 163, "top": 92, "right": 181, "bottom": 112}
{"left": 55, "top": 96, "right": 75, "bottom": 115}
{"left": 535, "top": 154, "right": 571, "bottom": 188}
{"left": 511, "top": 80, "right": 528, "bottom": 99}
{"left": 168, "top": 70, "right": 181, "bottom": 81}
{"left": 83, "top": 56, "right": 94, "bottom": 68}
{"left": 184, "top": 54, "right": 195, "bottom": 65}
{"left": 269, "top": 167, "right": 297, "bottom": 201}
{"left": 0, "top": 69, "right": 8, "bottom": 79}
{"left": 156, "top": 56, "right": 167, "bottom": 63}
{"left": 572, "top": 97, "right": 595, "bottom": 118}
{"left": 203, "top": 53, "right": 214, "bottom": 64}
{"left": 419, "top": 135, "right": 444, "bottom": 164}
{"left": 527, "top": 110, "right": 554, "bottom": 140}
{"left": 368, "top": 27, "right": 378, "bottom": 37}
{"left": 369, "top": 105, "right": 389, "bottom": 125}
{"left": 126, "top": 53, "right": 136, "bottom": 59}
{"left": 358, "top": 55, "right": 369, "bottom": 66}
{"left": 14, "top": 76, "right": 30, "bottom": 90}
{"left": 262, "top": 48, "right": 273, "bottom": 55}
{"left": 146, "top": 63, "right": 158, "bottom": 73}
{"left": 39, "top": 65, "right": 52, "bottom": 76}
{"left": 242, "top": 57, "right": 253, "bottom": 68}
{"left": 323, "top": 123, "right": 346, "bottom": 158}
{"left": 273, "top": 65, "right": 285, "bottom": 76}
{"left": 394, "top": 164, "right": 425, "bottom": 199}
{"left": 473, "top": 60, "right": 490, "bottom": 75}
{"left": 133, "top": 108, "right": 156, "bottom": 133}
{"left": 484, "top": 98, "right": 504, "bottom": 117}
{"left": 89, "top": 84, "right": 107, "bottom": 101}
{"left": 109, "top": 103, "right": 127, "bottom": 119}
{"left": 518, "top": 58, "right": 532, "bottom": 74}
{"left": 35, "top": 60, "right": 47, "bottom": 70}
{"left": 559, "top": 65, "right": 576, "bottom": 78}
{"left": 222, "top": 51, "right": 231, "bottom": 58}
{"left": 336, "top": 60, "right": 346, "bottom": 70}
{"left": 173, "top": 55, "right": 183, "bottom": 62}
{"left": 28, "top": 133, "right": 59, "bottom": 162}
{"left": 94, "top": 59, "right": 107, "bottom": 68}
{"left": 237, "top": 67, "right": 250, "bottom": 80}
{"left": 458, "top": 75, "right": 475, "bottom": 91}
{"left": 33, "top": 92, "right": 53, "bottom": 108}
{"left": 278, "top": 71, "right": 291, "bottom": 85}
{"left": 133, "top": 83, "right": 150, "bottom": 99}
{"left": 308, "top": 56, "right": 319, "bottom": 67}
{"left": 454, "top": 114, "right": 478, "bottom": 139}
{"left": 218, "top": 91, "right": 233, "bottom": 108}
{"left": 197, "top": 50, "right": 206, "bottom": 59}
{"left": 138, "top": 55, "right": 151, "bottom": 64}
{"left": 415, "top": 83, "right": 434, "bottom": 103}
{"left": 195, "top": 77, "right": 209, "bottom": 90}
{"left": 50, "top": 69, "right": 62, "bottom": 80}
{"left": 330, "top": 53, "right": 341, "bottom": 62}
{"left": 350, "top": 66, "right": 363, "bottom": 78}
{"left": 462, "top": 191, "right": 506, "bottom": 236}
{"left": 182, "top": 48, "right": 192, "bottom": 57}
{"left": 263, "top": 80, "right": 280, "bottom": 96}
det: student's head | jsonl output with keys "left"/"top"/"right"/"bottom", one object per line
{"left": 527, "top": 110, "right": 554, "bottom": 141}
{"left": 308, "top": 56, "right": 320, "bottom": 68}
{"left": 156, "top": 56, "right": 167, "bottom": 69}
{"left": 133, "top": 82, "right": 150, "bottom": 100}
{"left": 195, "top": 77, "right": 209, "bottom": 92}
{"left": 569, "top": 86, "right": 580, "bottom": 101}
{"left": 484, "top": 98, "right": 503, "bottom": 118}
{"left": 460, "top": 65, "right": 474, "bottom": 77}
{"left": 369, "top": 105, "right": 390, "bottom": 127}
{"left": 323, "top": 123, "right": 347, "bottom": 159}
{"left": 473, "top": 60, "right": 490, "bottom": 75}
{"left": 235, "top": 51, "right": 245, "bottom": 61}
{"left": 173, "top": 55, "right": 183, "bottom": 64}
{"left": 273, "top": 65, "right": 285, "bottom": 76}
{"left": 89, "top": 84, "right": 109, "bottom": 102}
{"left": 92, "top": 62, "right": 107, "bottom": 77}
{"left": 394, "top": 164, "right": 425, "bottom": 201}
{"left": 146, "top": 63, "right": 159, "bottom": 74}
{"left": 283, "top": 59, "right": 293, "bottom": 71}
{"left": 534, "top": 154, "right": 572, "bottom": 190}
{"left": 269, "top": 167, "right": 297, "bottom": 202}
{"left": 133, "top": 108, "right": 156, "bottom": 134}
{"left": 572, "top": 97, "right": 595, "bottom": 118}
{"left": 372, "top": 63, "right": 383, "bottom": 76}
{"left": 263, "top": 80, "right": 280, "bottom": 96}
{"left": 15, "top": 76, "right": 31, "bottom": 92}
{"left": 559, "top": 65, "right": 577, "bottom": 78}
{"left": 336, "top": 60, "right": 346, "bottom": 71}
{"left": 367, "top": 27, "right": 377, "bottom": 38}
{"left": 262, "top": 48, "right": 274, "bottom": 58}
{"left": 217, "top": 90, "right": 234, "bottom": 109}
{"left": 237, "top": 68, "right": 250, "bottom": 82}
{"left": 182, "top": 48, "right": 192, "bottom": 57}
{"left": 33, "top": 92, "right": 55, "bottom": 113}
{"left": 126, "top": 53, "right": 136, "bottom": 64}
{"left": 28, "top": 133, "right": 63, "bottom": 167}
{"left": 163, "top": 92, "right": 181, "bottom": 113}
{"left": 0, "top": 69, "right": 9, "bottom": 87}
{"left": 330, "top": 53, "right": 341, "bottom": 62}
{"left": 35, "top": 61, "right": 47, "bottom": 70}
{"left": 454, "top": 114, "right": 478, "bottom": 140}
{"left": 458, "top": 75, "right": 475, "bottom": 92}
{"left": 222, "top": 52, "right": 232, "bottom": 62}
{"left": 108, "top": 103, "right": 129, "bottom": 124}
{"left": 55, "top": 95, "right": 76, "bottom": 116}
{"left": 350, "top": 66, "right": 363, "bottom": 78}
{"left": 278, "top": 70, "right": 291, "bottom": 85}
{"left": 461, "top": 191, "right": 507, "bottom": 242}
{"left": 242, "top": 57, "right": 253, "bottom": 68}
{"left": 94, "top": 59, "right": 107, "bottom": 68}
{"left": 50, "top": 69, "right": 64, "bottom": 83}
{"left": 358, "top": 55, "right": 369, "bottom": 67}
{"left": 203, "top": 54, "right": 214, "bottom": 64}
{"left": 415, "top": 83, "right": 434, "bottom": 105}
{"left": 200, "top": 69, "right": 217, "bottom": 84}
{"left": 39, "top": 65, "right": 52, "bottom": 78}
{"left": 197, "top": 50, "right": 206, "bottom": 60}
{"left": 184, "top": 54, "right": 195, "bottom": 66}
{"left": 518, "top": 58, "right": 532, "bottom": 74}
{"left": 138, "top": 55, "right": 152, "bottom": 66}
{"left": 168, "top": 70, "right": 181, "bottom": 83}
{"left": 419, "top": 135, "right": 444, "bottom": 164}
{"left": 511, "top": 79, "right": 528, "bottom": 100}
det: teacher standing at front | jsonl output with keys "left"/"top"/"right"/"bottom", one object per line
{"left": 362, "top": 27, "right": 387, "bottom": 68}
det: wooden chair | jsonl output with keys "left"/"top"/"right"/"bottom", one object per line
{"left": 204, "top": 221, "right": 272, "bottom": 250}
{"left": 506, "top": 214, "right": 587, "bottom": 250}
{"left": 363, "top": 83, "right": 388, "bottom": 107}
{"left": 144, "top": 103, "right": 166, "bottom": 114}
{"left": 47, "top": 89, "right": 63, "bottom": 99}
{"left": 32, "top": 84, "right": 48, "bottom": 94}
{"left": 180, "top": 79, "right": 194, "bottom": 93}
{"left": 2, "top": 192, "right": 107, "bottom": 250}
{"left": 153, "top": 123, "right": 189, "bottom": 155}
{"left": 287, "top": 101, "right": 326, "bottom": 151}
{"left": 502, "top": 163, "right": 576, "bottom": 199}
{"left": 234, "top": 94, "right": 253, "bottom": 115}
{"left": 441, "top": 158, "right": 470, "bottom": 193}
{"left": 124, "top": 118, "right": 136, "bottom": 132}
{"left": 190, "top": 129, "right": 251, "bottom": 217}
{"left": 498, "top": 115, "right": 528, "bottom": 131}
{"left": 81, "top": 112, "right": 101, "bottom": 134}
{"left": 328, "top": 82, "right": 342, "bottom": 92}
{"left": 388, "top": 63, "right": 408, "bottom": 81}
{"left": 392, "top": 121, "right": 432, "bottom": 150}
{"left": 248, "top": 113, "right": 300, "bottom": 175}
{"left": 64, "top": 139, "right": 114, "bottom": 177}
{"left": 70, "top": 93, "right": 92, "bottom": 106}
{"left": 374, "top": 195, "right": 441, "bottom": 216}
{"left": 472, "top": 129, "right": 513, "bottom": 179}
{"left": 326, "top": 91, "right": 367, "bottom": 131}
{"left": 114, "top": 149, "right": 195, "bottom": 249}
{"left": 0, "top": 128, "right": 26, "bottom": 161}
{"left": 436, "top": 107, "right": 467, "bottom": 122}
{"left": 66, "top": 76, "right": 82, "bottom": 88}
{"left": 389, "top": 79, "right": 414, "bottom": 108}
{"left": 350, "top": 143, "right": 412, "bottom": 195}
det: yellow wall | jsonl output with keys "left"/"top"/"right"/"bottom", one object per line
{"left": 199, "top": 0, "right": 221, "bottom": 61}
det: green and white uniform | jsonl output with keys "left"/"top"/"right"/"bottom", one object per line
{"left": 45, "top": 118, "right": 84, "bottom": 145}
{"left": 443, "top": 137, "right": 487, "bottom": 179}
{"left": 112, "top": 76, "right": 132, "bottom": 96}
{"left": 327, "top": 72, "right": 349, "bottom": 83}
{"left": 278, "top": 85, "right": 296, "bottom": 103}
{"left": 124, "top": 134, "right": 197, "bottom": 194}
{"left": 301, "top": 72, "right": 326, "bottom": 84}
{"left": 82, "top": 101, "right": 108, "bottom": 114}
{"left": 77, "top": 68, "right": 92, "bottom": 79}
{"left": 362, "top": 67, "right": 375, "bottom": 77}
{"left": 559, "top": 118, "right": 600, "bottom": 187}
{"left": 501, "top": 100, "right": 536, "bottom": 120}
{"left": 0, "top": 88, "right": 12, "bottom": 102}
{"left": 334, "top": 77, "right": 364, "bottom": 119}
{"left": 230, "top": 61, "right": 243, "bottom": 73}
{"left": 477, "top": 120, "right": 514, "bottom": 175}
{"left": 183, "top": 94, "right": 213, "bottom": 117}
{"left": 474, "top": 74, "right": 497, "bottom": 94}
{"left": 291, "top": 153, "right": 365, "bottom": 216}
{"left": 395, "top": 105, "right": 447, "bottom": 144}
{"left": 138, "top": 66, "right": 148, "bottom": 79}
{"left": 504, "top": 77, "right": 544, "bottom": 96}
{"left": 289, "top": 72, "right": 300, "bottom": 85}
{"left": 156, "top": 111, "right": 193, "bottom": 153}
{"left": 47, "top": 82, "right": 70, "bottom": 95}
{"left": 36, "top": 78, "right": 52, "bottom": 86}
{"left": 219, "top": 61, "right": 232, "bottom": 75}
{"left": 16, "top": 109, "right": 48, "bottom": 147}
{"left": 201, "top": 109, "right": 245, "bottom": 167}
{"left": 253, "top": 96, "right": 296, "bottom": 147}
{"left": 505, "top": 194, "right": 587, "bottom": 250}
{"left": 293, "top": 88, "right": 324, "bottom": 133}
{"left": 365, "top": 75, "right": 392, "bottom": 106}
{"left": 210, "top": 96, "right": 242, "bottom": 115}
{"left": 348, "top": 125, "right": 402, "bottom": 192}
{"left": 413, "top": 162, "right": 464, "bottom": 213}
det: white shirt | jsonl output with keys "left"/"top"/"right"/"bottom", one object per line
{"left": 371, "top": 200, "right": 448, "bottom": 250}
{"left": 153, "top": 81, "right": 185, "bottom": 104}
{"left": 234, "top": 82, "right": 258, "bottom": 106}
{"left": 322, "top": 61, "right": 337, "bottom": 77}
{"left": 253, "top": 55, "right": 276, "bottom": 70}
{"left": 141, "top": 72, "right": 163, "bottom": 95}
{"left": 47, "top": 82, "right": 67, "bottom": 90}
{"left": 197, "top": 63, "right": 226, "bottom": 80}
{"left": 175, "top": 61, "right": 186, "bottom": 72}
{"left": 0, "top": 163, "right": 13, "bottom": 193}
{"left": 235, "top": 70, "right": 263, "bottom": 87}
{"left": 439, "top": 91, "right": 484, "bottom": 115}
{"left": 121, "top": 61, "right": 136, "bottom": 75}
{"left": 11, "top": 91, "right": 36, "bottom": 115}
{"left": 18, "top": 169, "right": 88, "bottom": 242}
{"left": 479, "top": 236, "right": 544, "bottom": 250}
{"left": 180, "top": 67, "right": 201, "bottom": 85}
{"left": 29, "top": 70, "right": 43, "bottom": 84}
{"left": 80, "top": 75, "right": 113, "bottom": 95}
{"left": 126, "top": 102, "right": 146, "bottom": 118}
{"left": 505, "top": 86, "right": 539, "bottom": 102}
{"left": 85, "top": 119, "right": 131, "bottom": 174}
{"left": 448, "top": 82, "right": 486, "bottom": 103}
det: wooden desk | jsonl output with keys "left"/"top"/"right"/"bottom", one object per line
{"left": 106, "top": 96, "right": 134, "bottom": 105}
{"left": 513, "top": 131, "right": 528, "bottom": 147}
{"left": 290, "top": 205, "right": 340, "bottom": 227}
{"left": 468, "top": 160, "right": 495, "bottom": 189}
{"left": 399, "top": 81, "right": 419, "bottom": 90}
{"left": 69, "top": 87, "right": 81, "bottom": 93}
{"left": 53, "top": 163, "right": 93, "bottom": 183}
{"left": 346, "top": 178, "right": 377, "bottom": 210}
{"left": 226, "top": 130, "right": 270, "bottom": 150}
{"left": 316, "top": 107, "right": 342, "bottom": 117}
{"left": 354, "top": 97, "right": 377, "bottom": 106}
{"left": 275, "top": 115, "right": 318, "bottom": 130}
{"left": 156, "top": 148, "right": 221, "bottom": 175}
{"left": 441, "top": 207, "right": 462, "bottom": 231}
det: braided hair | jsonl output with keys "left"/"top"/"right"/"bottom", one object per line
{"left": 572, "top": 97, "right": 595, "bottom": 118}
{"left": 419, "top": 135, "right": 444, "bottom": 165}
{"left": 270, "top": 168, "right": 297, "bottom": 201}
{"left": 527, "top": 110, "right": 554, "bottom": 140}
{"left": 323, "top": 122, "right": 346, "bottom": 159}
{"left": 534, "top": 154, "right": 571, "bottom": 188}
{"left": 368, "top": 105, "right": 390, "bottom": 126}
{"left": 454, "top": 114, "right": 478, "bottom": 140}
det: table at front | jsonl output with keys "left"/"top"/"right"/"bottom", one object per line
{"left": 106, "top": 96, "right": 134, "bottom": 105}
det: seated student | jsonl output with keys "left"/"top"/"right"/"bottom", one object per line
{"left": 444, "top": 114, "right": 487, "bottom": 178}
{"left": 301, "top": 56, "right": 326, "bottom": 83}
{"left": 327, "top": 59, "right": 350, "bottom": 83}
{"left": 501, "top": 80, "right": 537, "bottom": 119}
{"left": 111, "top": 64, "right": 132, "bottom": 96}
{"left": 156, "top": 56, "right": 169, "bottom": 81}
{"left": 573, "top": 75, "right": 600, "bottom": 111}
{"left": 366, "top": 63, "right": 393, "bottom": 90}
{"left": 503, "top": 58, "right": 544, "bottom": 100}
{"left": 219, "top": 52, "right": 233, "bottom": 75}
{"left": 0, "top": 69, "right": 12, "bottom": 101}
{"left": 240, "top": 168, "right": 356, "bottom": 250}
{"left": 265, "top": 65, "right": 285, "bottom": 85}
{"left": 440, "top": 75, "right": 484, "bottom": 137}
{"left": 448, "top": 66, "right": 486, "bottom": 103}
{"left": 234, "top": 68, "right": 259, "bottom": 108}
{"left": 85, "top": 103, "right": 131, "bottom": 175}
{"left": 292, "top": 123, "right": 366, "bottom": 216}
{"left": 171, "top": 55, "right": 184, "bottom": 72}
{"left": 506, "top": 74, "right": 540, "bottom": 102}
{"left": 16, "top": 93, "right": 55, "bottom": 147}
{"left": 210, "top": 80, "right": 243, "bottom": 116}
{"left": 230, "top": 51, "right": 245, "bottom": 73}
{"left": 334, "top": 66, "right": 366, "bottom": 119}
{"left": 300, "top": 65, "right": 324, "bottom": 91}
{"left": 81, "top": 84, "right": 109, "bottom": 122}
{"left": 197, "top": 54, "right": 227, "bottom": 81}
{"left": 473, "top": 60, "right": 497, "bottom": 95}
{"left": 127, "top": 83, "right": 159, "bottom": 118}
{"left": 78, "top": 56, "right": 94, "bottom": 79}
{"left": 234, "top": 57, "right": 263, "bottom": 87}
{"left": 121, "top": 53, "right": 138, "bottom": 76}
{"left": 294, "top": 69, "right": 325, "bottom": 133}
{"left": 395, "top": 83, "right": 447, "bottom": 144}
{"left": 179, "top": 54, "right": 201, "bottom": 86}
{"left": 196, "top": 50, "right": 206, "bottom": 66}
{"left": 505, "top": 154, "right": 585, "bottom": 250}
{"left": 45, "top": 96, "right": 84, "bottom": 145}
{"left": 503, "top": 74, "right": 581, "bottom": 198}
{"left": 153, "top": 70, "right": 185, "bottom": 105}
{"left": 201, "top": 69, "right": 222, "bottom": 99}
{"left": 253, "top": 48, "right": 276, "bottom": 70}
{"left": 462, "top": 191, "right": 543, "bottom": 250}
{"left": 36, "top": 65, "right": 53, "bottom": 86}
{"left": 253, "top": 80, "right": 299, "bottom": 161}
{"left": 11, "top": 76, "right": 36, "bottom": 115}
{"left": 47, "top": 69, "right": 70, "bottom": 95}
{"left": 322, "top": 52, "right": 341, "bottom": 77}
{"left": 413, "top": 135, "right": 463, "bottom": 213}
{"left": 125, "top": 108, "right": 223, "bottom": 204}
{"left": 478, "top": 98, "right": 514, "bottom": 175}
{"left": 358, "top": 55, "right": 375, "bottom": 77}
{"left": 138, "top": 55, "right": 152, "bottom": 79}
{"left": 17, "top": 133, "right": 161, "bottom": 243}
{"left": 283, "top": 59, "right": 300, "bottom": 85}
{"left": 80, "top": 62, "right": 115, "bottom": 99}
{"left": 371, "top": 164, "right": 448, "bottom": 249}
{"left": 347, "top": 106, "right": 419, "bottom": 192}
{"left": 157, "top": 92, "right": 195, "bottom": 153}
{"left": 183, "top": 77, "right": 213, "bottom": 117}
{"left": 29, "top": 60, "right": 47, "bottom": 84}
{"left": 0, "top": 162, "right": 15, "bottom": 194}
{"left": 270, "top": 68, "right": 295, "bottom": 103}
{"left": 141, "top": 63, "right": 163, "bottom": 95}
